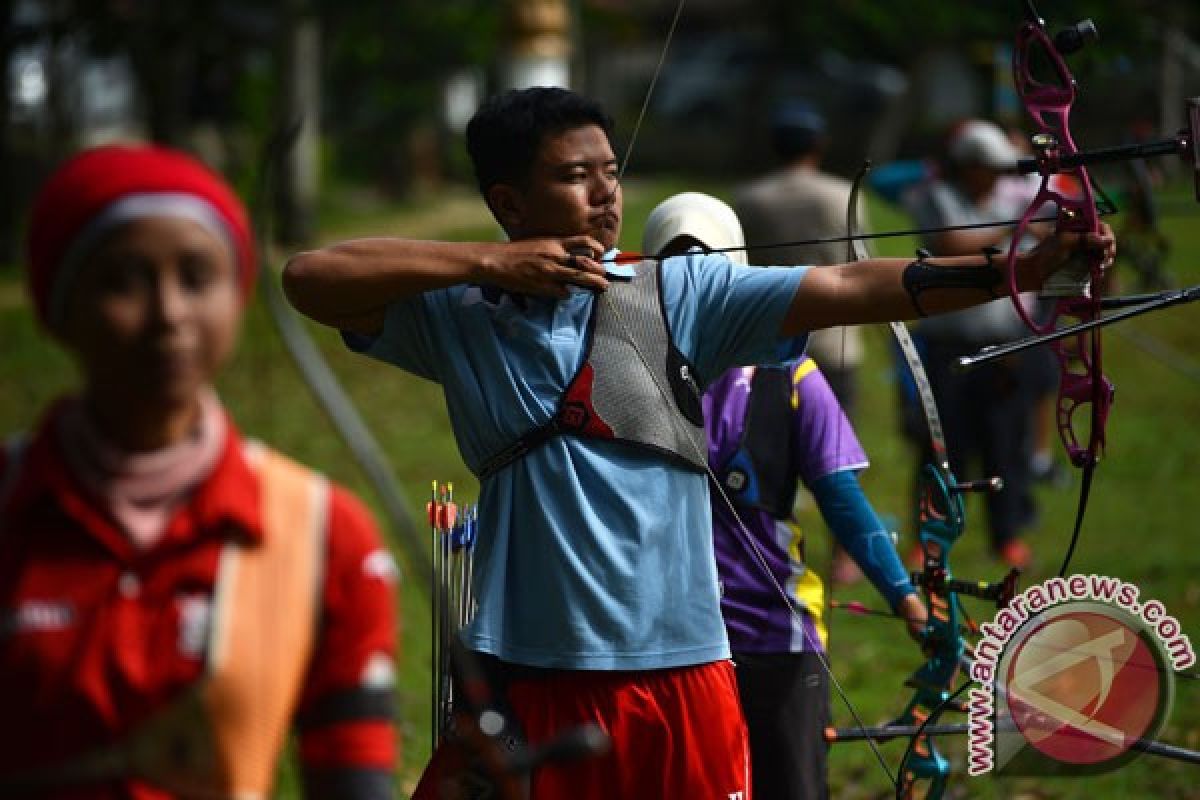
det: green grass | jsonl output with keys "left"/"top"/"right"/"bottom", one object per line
{"left": 2, "top": 177, "right": 1198, "bottom": 798}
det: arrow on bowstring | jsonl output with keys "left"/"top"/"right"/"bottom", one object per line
{"left": 608, "top": 207, "right": 1114, "bottom": 265}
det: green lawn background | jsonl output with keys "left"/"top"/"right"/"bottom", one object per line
{"left": 1, "top": 176, "right": 1197, "bottom": 798}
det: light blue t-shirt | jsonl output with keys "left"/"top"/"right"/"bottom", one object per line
{"left": 349, "top": 253, "right": 808, "bottom": 669}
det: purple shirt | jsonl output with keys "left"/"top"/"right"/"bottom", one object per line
{"left": 705, "top": 358, "right": 867, "bottom": 653}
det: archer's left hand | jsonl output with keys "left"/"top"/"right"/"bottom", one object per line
{"left": 1013, "top": 221, "right": 1117, "bottom": 292}
{"left": 896, "top": 593, "right": 930, "bottom": 648}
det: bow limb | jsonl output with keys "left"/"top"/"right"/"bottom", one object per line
{"left": 847, "top": 163, "right": 951, "bottom": 476}
{"left": 845, "top": 163, "right": 966, "bottom": 800}
{"left": 977, "top": 4, "right": 1200, "bottom": 575}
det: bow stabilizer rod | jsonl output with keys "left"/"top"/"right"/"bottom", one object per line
{"left": 956, "top": 284, "right": 1200, "bottom": 370}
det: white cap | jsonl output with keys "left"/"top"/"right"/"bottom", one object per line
{"left": 948, "top": 120, "right": 1019, "bottom": 170}
{"left": 642, "top": 192, "right": 748, "bottom": 266}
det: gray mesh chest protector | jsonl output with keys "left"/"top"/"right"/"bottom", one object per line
{"left": 476, "top": 260, "right": 708, "bottom": 480}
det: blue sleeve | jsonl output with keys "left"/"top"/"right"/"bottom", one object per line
{"left": 660, "top": 254, "right": 809, "bottom": 386}
{"left": 809, "top": 470, "right": 916, "bottom": 610}
{"left": 340, "top": 292, "right": 444, "bottom": 382}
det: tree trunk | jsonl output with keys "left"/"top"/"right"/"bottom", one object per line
{"left": 0, "top": 0, "right": 18, "bottom": 263}
{"left": 274, "top": 0, "right": 320, "bottom": 246}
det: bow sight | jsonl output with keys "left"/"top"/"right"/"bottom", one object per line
{"left": 1015, "top": 3, "right": 1199, "bottom": 195}
{"left": 1014, "top": 102, "right": 1200, "bottom": 202}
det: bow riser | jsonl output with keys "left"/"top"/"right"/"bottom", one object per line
{"left": 892, "top": 464, "right": 967, "bottom": 798}
{"left": 1010, "top": 13, "right": 1109, "bottom": 475}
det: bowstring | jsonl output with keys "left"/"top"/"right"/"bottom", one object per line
{"left": 614, "top": 0, "right": 687, "bottom": 189}
{"left": 607, "top": 0, "right": 897, "bottom": 787}
{"left": 617, "top": 211, "right": 1097, "bottom": 263}
{"left": 600, "top": 290, "right": 898, "bottom": 789}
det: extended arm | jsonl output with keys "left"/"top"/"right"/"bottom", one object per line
{"left": 780, "top": 224, "right": 1115, "bottom": 336}
{"left": 283, "top": 235, "right": 609, "bottom": 336}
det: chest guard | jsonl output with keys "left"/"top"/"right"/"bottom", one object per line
{"left": 477, "top": 259, "right": 707, "bottom": 480}
{"left": 717, "top": 366, "right": 799, "bottom": 519}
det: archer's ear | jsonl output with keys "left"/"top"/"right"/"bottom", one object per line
{"left": 486, "top": 184, "right": 525, "bottom": 230}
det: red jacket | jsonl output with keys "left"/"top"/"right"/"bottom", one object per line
{"left": 0, "top": 404, "right": 397, "bottom": 798}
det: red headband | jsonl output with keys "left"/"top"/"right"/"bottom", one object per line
{"left": 26, "top": 143, "right": 255, "bottom": 327}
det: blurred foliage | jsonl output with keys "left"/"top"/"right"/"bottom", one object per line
{"left": 315, "top": 0, "right": 500, "bottom": 187}
{"left": 22, "top": 0, "right": 501, "bottom": 191}
{"left": 7, "top": 0, "right": 1200, "bottom": 203}
{"left": 63, "top": 0, "right": 269, "bottom": 146}
{"left": 731, "top": 0, "right": 1194, "bottom": 66}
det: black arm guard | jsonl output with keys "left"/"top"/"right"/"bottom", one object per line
{"left": 901, "top": 246, "right": 1003, "bottom": 317}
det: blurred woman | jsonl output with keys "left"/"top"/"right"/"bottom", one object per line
{"left": 0, "top": 144, "right": 398, "bottom": 799}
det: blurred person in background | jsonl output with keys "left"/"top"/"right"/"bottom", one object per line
{"left": 902, "top": 118, "right": 1050, "bottom": 570}
{"left": 735, "top": 99, "right": 873, "bottom": 586}
{"left": 998, "top": 122, "right": 1068, "bottom": 487}
{"left": 0, "top": 144, "right": 398, "bottom": 799}
{"left": 735, "top": 100, "right": 865, "bottom": 419}
{"left": 644, "top": 192, "right": 926, "bottom": 800}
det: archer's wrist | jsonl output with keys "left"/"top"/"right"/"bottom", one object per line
{"left": 892, "top": 589, "right": 922, "bottom": 614}
{"left": 469, "top": 242, "right": 502, "bottom": 285}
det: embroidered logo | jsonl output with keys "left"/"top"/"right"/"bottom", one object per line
{"left": 363, "top": 549, "right": 400, "bottom": 583}
{"left": 0, "top": 600, "right": 74, "bottom": 637}
{"left": 176, "top": 594, "right": 212, "bottom": 658}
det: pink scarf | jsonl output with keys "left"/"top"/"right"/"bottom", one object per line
{"left": 58, "top": 389, "right": 226, "bottom": 550}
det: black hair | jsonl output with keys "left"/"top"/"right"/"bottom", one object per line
{"left": 772, "top": 127, "right": 824, "bottom": 162}
{"left": 465, "top": 87, "right": 615, "bottom": 197}
{"left": 769, "top": 100, "right": 827, "bottom": 162}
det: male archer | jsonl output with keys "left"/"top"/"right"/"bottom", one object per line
{"left": 283, "top": 86, "right": 1114, "bottom": 798}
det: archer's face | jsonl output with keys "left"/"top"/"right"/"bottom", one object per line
{"left": 494, "top": 124, "right": 622, "bottom": 252}
{"left": 57, "top": 216, "right": 244, "bottom": 415}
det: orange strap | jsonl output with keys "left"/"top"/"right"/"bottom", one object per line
{"left": 31, "top": 444, "right": 328, "bottom": 799}
{"left": 199, "top": 444, "right": 327, "bottom": 796}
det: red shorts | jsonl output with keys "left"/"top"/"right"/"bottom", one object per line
{"left": 414, "top": 659, "right": 751, "bottom": 800}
